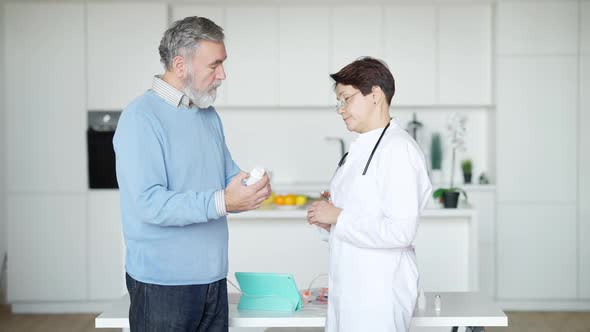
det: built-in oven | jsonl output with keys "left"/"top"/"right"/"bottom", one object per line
{"left": 87, "top": 111, "right": 120, "bottom": 189}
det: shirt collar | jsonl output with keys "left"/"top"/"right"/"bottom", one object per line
{"left": 151, "top": 75, "right": 195, "bottom": 109}
{"left": 353, "top": 118, "right": 399, "bottom": 146}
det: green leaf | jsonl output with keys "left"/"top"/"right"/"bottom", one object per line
{"left": 432, "top": 188, "right": 447, "bottom": 199}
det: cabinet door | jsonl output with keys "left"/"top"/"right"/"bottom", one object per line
{"left": 465, "top": 189, "right": 496, "bottom": 246}
{"left": 384, "top": 5, "right": 436, "bottom": 105}
{"left": 224, "top": 6, "right": 279, "bottom": 106}
{"left": 497, "top": 204, "right": 577, "bottom": 299}
{"left": 497, "top": 1, "right": 578, "bottom": 55}
{"left": 4, "top": 3, "right": 86, "bottom": 193}
{"left": 7, "top": 194, "right": 87, "bottom": 301}
{"left": 88, "top": 191, "right": 126, "bottom": 300}
{"left": 479, "top": 244, "right": 495, "bottom": 299}
{"left": 580, "top": 55, "right": 590, "bottom": 299}
{"left": 279, "top": 7, "right": 331, "bottom": 106}
{"left": 496, "top": 57, "right": 577, "bottom": 202}
{"left": 438, "top": 4, "right": 491, "bottom": 105}
{"left": 331, "top": 6, "right": 383, "bottom": 72}
{"left": 582, "top": 2, "right": 590, "bottom": 56}
{"left": 87, "top": 3, "right": 167, "bottom": 110}
{"left": 170, "top": 6, "right": 228, "bottom": 107}
{"left": 171, "top": 5, "right": 224, "bottom": 25}
{"left": 415, "top": 217, "right": 474, "bottom": 292}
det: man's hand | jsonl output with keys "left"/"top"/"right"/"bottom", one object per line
{"left": 225, "top": 172, "right": 271, "bottom": 213}
{"left": 307, "top": 200, "right": 342, "bottom": 226}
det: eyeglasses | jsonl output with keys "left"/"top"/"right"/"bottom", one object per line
{"left": 335, "top": 91, "right": 361, "bottom": 112}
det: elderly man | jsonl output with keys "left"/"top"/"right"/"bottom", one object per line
{"left": 113, "top": 16, "right": 271, "bottom": 331}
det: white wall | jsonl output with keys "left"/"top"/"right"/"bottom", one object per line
{"left": 220, "top": 107, "right": 492, "bottom": 187}
{"left": 394, "top": 108, "right": 492, "bottom": 186}
{"left": 0, "top": 3, "right": 6, "bottom": 295}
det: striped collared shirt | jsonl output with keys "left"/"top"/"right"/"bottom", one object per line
{"left": 150, "top": 75, "right": 228, "bottom": 217}
{"left": 151, "top": 75, "right": 195, "bottom": 109}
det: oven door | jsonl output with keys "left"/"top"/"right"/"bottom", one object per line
{"left": 87, "top": 128, "right": 118, "bottom": 189}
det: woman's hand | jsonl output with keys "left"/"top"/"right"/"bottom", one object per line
{"left": 315, "top": 222, "right": 332, "bottom": 232}
{"left": 307, "top": 200, "right": 342, "bottom": 226}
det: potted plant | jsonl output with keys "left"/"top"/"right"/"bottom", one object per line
{"left": 433, "top": 187, "right": 467, "bottom": 209}
{"left": 430, "top": 133, "right": 443, "bottom": 183}
{"left": 433, "top": 113, "right": 468, "bottom": 208}
{"left": 461, "top": 159, "right": 473, "bottom": 184}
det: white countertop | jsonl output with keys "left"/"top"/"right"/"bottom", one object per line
{"left": 271, "top": 182, "right": 496, "bottom": 194}
{"left": 229, "top": 206, "right": 477, "bottom": 220}
{"left": 95, "top": 292, "right": 507, "bottom": 328}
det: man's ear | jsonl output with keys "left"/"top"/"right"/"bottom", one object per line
{"left": 172, "top": 55, "right": 186, "bottom": 79}
{"left": 372, "top": 86, "right": 384, "bottom": 105}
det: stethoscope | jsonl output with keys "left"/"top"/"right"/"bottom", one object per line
{"left": 336, "top": 121, "right": 391, "bottom": 176}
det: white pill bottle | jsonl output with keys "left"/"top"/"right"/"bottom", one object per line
{"left": 244, "top": 167, "right": 265, "bottom": 186}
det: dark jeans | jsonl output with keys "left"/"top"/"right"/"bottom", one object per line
{"left": 126, "top": 273, "right": 228, "bottom": 332}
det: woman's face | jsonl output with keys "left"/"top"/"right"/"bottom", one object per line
{"left": 335, "top": 83, "right": 372, "bottom": 133}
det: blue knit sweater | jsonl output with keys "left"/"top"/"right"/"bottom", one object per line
{"left": 113, "top": 90, "right": 240, "bottom": 285}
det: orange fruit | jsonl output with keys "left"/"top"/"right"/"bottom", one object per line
{"left": 284, "top": 195, "right": 296, "bottom": 206}
{"left": 274, "top": 195, "right": 285, "bottom": 205}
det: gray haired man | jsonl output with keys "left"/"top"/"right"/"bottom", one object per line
{"left": 113, "top": 16, "right": 271, "bottom": 331}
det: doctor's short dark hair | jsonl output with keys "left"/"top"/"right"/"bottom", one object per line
{"left": 330, "top": 57, "right": 395, "bottom": 106}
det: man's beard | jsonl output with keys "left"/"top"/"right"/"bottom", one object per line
{"left": 183, "top": 71, "right": 222, "bottom": 109}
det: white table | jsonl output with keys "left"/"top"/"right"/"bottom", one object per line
{"left": 95, "top": 292, "right": 507, "bottom": 331}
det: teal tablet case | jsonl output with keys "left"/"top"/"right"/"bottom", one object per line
{"left": 235, "top": 272, "right": 302, "bottom": 312}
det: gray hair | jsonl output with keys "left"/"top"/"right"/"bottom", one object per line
{"left": 159, "top": 16, "right": 225, "bottom": 71}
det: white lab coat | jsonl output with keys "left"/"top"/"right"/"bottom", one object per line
{"left": 320, "top": 119, "right": 432, "bottom": 332}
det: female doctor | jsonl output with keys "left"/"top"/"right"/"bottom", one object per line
{"left": 307, "top": 57, "right": 432, "bottom": 332}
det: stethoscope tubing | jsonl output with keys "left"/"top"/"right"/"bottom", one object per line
{"left": 336, "top": 121, "right": 391, "bottom": 176}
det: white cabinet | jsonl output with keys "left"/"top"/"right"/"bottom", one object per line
{"left": 497, "top": 204, "right": 577, "bottom": 300}
{"left": 582, "top": 2, "right": 590, "bottom": 55}
{"left": 415, "top": 216, "right": 477, "bottom": 292}
{"left": 7, "top": 194, "right": 87, "bottom": 302}
{"left": 479, "top": 244, "right": 495, "bottom": 299}
{"left": 170, "top": 6, "right": 229, "bottom": 107}
{"left": 580, "top": 55, "right": 590, "bottom": 299}
{"left": 228, "top": 213, "right": 477, "bottom": 293}
{"left": 331, "top": 6, "right": 383, "bottom": 73}
{"left": 171, "top": 5, "right": 225, "bottom": 25}
{"left": 87, "top": 3, "right": 167, "bottom": 110}
{"left": 438, "top": 4, "right": 491, "bottom": 105}
{"left": 227, "top": 218, "right": 329, "bottom": 291}
{"left": 465, "top": 187, "right": 496, "bottom": 245}
{"left": 497, "top": 1, "right": 578, "bottom": 55}
{"left": 224, "top": 6, "right": 279, "bottom": 106}
{"left": 384, "top": 5, "right": 436, "bottom": 105}
{"left": 171, "top": 3, "right": 494, "bottom": 108}
{"left": 4, "top": 3, "right": 86, "bottom": 193}
{"left": 279, "top": 7, "right": 331, "bottom": 106}
{"left": 464, "top": 188, "right": 495, "bottom": 297}
{"left": 496, "top": 57, "right": 578, "bottom": 203}
{"left": 88, "top": 191, "right": 125, "bottom": 300}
